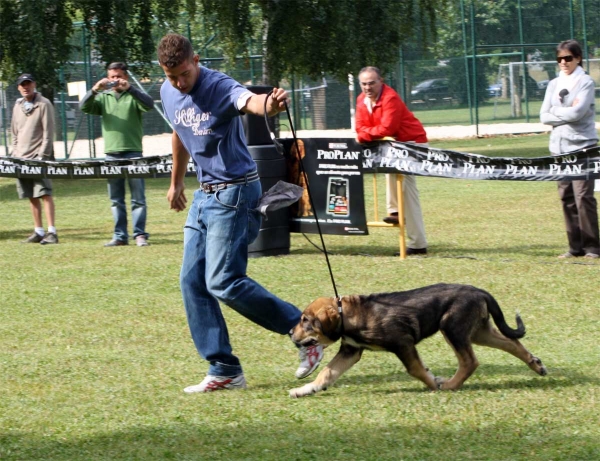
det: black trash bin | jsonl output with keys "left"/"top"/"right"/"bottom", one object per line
{"left": 243, "top": 85, "right": 290, "bottom": 258}
{"left": 242, "top": 85, "right": 278, "bottom": 145}
{"left": 247, "top": 145, "right": 290, "bottom": 257}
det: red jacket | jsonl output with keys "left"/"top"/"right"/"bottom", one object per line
{"left": 355, "top": 84, "right": 427, "bottom": 144}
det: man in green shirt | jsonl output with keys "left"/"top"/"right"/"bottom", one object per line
{"left": 80, "top": 62, "right": 154, "bottom": 247}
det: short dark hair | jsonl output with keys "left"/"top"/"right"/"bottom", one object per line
{"left": 107, "top": 62, "right": 128, "bottom": 72}
{"left": 157, "top": 33, "right": 194, "bottom": 69}
{"left": 557, "top": 40, "right": 584, "bottom": 67}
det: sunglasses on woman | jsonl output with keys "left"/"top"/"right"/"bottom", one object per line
{"left": 556, "top": 55, "right": 574, "bottom": 63}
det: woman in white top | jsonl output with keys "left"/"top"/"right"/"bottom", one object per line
{"left": 540, "top": 39, "right": 600, "bottom": 258}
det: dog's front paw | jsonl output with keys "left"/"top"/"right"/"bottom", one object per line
{"left": 289, "top": 383, "right": 319, "bottom": 398}
{"left": 434, "top": 376, "right": 447, "bottom": 390}
{"left": 529, "top": 356, "right": 548, "bottom": 376}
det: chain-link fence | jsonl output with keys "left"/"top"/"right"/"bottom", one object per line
{"left": 3, "top": 0, "right": 600, "bottom": 158}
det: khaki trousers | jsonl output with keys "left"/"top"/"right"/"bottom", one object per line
{"left": 386, "top": 173, "right": 427, "bottom": 249}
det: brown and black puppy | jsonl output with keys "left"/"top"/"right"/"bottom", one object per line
{"left": 289, "top": 283, "right": 547, "bottom": 398}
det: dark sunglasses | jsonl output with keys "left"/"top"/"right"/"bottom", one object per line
{"left": 556, "top": 55, "right": 574, "bottom": 63}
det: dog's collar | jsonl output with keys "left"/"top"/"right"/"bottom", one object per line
{"left": 336, "top": 296, "right": 345, "bottom": 336}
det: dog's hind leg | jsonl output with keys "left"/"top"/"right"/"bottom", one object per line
{"left": 289, "top": 344, "right": 362, "bottom": 398}
{"left": 395, "top": 346, "right": 438, "bottom": 390}
{"left": 472, "top": 322, "right": 547, "bottom": 376}
{"left": 437, "top": 331, "right": 480, "bottom": 390}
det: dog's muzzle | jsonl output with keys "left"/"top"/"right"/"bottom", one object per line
{"left": 291, "top": 335, "right": 318, "bottom": 348}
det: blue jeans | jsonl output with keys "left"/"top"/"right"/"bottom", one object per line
{"left": 181, "top": 179, "right": 301, "bottom": 377}
{"left": 106, "top": 152, "right": 148, "bottom": 242}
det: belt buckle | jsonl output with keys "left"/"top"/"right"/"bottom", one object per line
{"left": 201, "top": 182, "right": 227, "bottom": 193}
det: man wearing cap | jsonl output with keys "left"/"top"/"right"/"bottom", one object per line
{"left": 11, "top": 73, "right": 59, "bottom": 244}
{"left": 80, "top": 62, "right": 154, "bottom": 247}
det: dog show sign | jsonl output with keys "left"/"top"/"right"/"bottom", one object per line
{"left": 281, "top": 138, "right": 368, "bottom": 236}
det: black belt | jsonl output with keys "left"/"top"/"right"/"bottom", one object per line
{"left": 200, "top": 171, "right": 259, "bottom": 194}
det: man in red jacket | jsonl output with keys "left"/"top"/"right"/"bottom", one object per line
{"left": 355, "top": 66, "right": 428, "bottom": 255}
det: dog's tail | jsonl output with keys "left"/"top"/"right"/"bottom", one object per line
{"left": 484, "top": 291, "right": 526, "bottom": 339}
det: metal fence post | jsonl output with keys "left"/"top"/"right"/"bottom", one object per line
{"left": 469, "top": 0, "right": 479, "bottom": 136}
{"left": 569, "top": 0, "right": 575, "bottom": 38}
{"left": 581, "top": 0, "right": 589, "bottom": 73}
{"left": 460, "top": 0, "right": 473, "bottom": 126}
{"left": 59, "top": 67, "right": 69, "bottom": 158}
{"left": 82, "top": 24, "right": 96, "bottom": 158}
{"left": 1, "top": 81, "right": 9, "bottom": 156}
{"left": 517, "top": 0, "right": 530, "bottom": 122}
{"left": 399, "top": 47, "right": 406, "bottom": 101}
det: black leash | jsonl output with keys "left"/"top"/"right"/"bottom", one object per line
{"left": 263, "top": 90, "right": 341, "bottom": 303}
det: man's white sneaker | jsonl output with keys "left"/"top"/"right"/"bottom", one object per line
{"left": 135, "top": 235, "right": 149, "bottom": 247}
{"left": 295, "top": 344, "right": 324, "bottom": 379}
{"left": 184, "top": 374, "right": 247, "bottom": 393}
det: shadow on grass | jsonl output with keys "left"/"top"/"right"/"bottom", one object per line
{"left": 0, "top": 224, "right": 183, "bottom": 244}
{"left": 0, "top": 227, "right": 109, "bottom": 243}
{"left": 0, "top": 178, "right": 173, "bottom": 202}
{"left": 0, "top": 229, "right": 36, "bottom": 241}
{"left": 257, "top": 363, "right": 599, "bottom": 395}
{"left": 2, "top": 417, "right": 598, "bottom": 460}
{"left": 290, "top": 242, "right": 569, "bottom": 259}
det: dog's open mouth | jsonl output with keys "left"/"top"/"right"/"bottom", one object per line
{"left": 299, "top": 338, "right": 319, "bottom": 348}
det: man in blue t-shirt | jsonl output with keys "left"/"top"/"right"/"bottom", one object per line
{"left": 157, "top": 33, "right": 323, "bottom": 393}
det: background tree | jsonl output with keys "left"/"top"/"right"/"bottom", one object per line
{"left": 1, "top": 0, "right": 446, "bottom": 92}
{"left": 71, "top": 0, "right": 196, "bottom": 76}
{"left": 200, "top": 0, "right": 447, "bottom": 84}
{"left": 0, "top": 0, "right": 197, "bottom": 96}
{"left": 0, "top": 0, "right": 74, "bottom": 102}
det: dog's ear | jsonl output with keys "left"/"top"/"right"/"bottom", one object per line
{"left": 315, "top": 299, "right": 339, "bottom": 336}
{"left": 312, "top": 317, "right": 323, "bottom": 333}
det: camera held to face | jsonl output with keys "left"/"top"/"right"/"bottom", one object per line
{"left": 105, "top": 81, "right": 118, "bottom": 89}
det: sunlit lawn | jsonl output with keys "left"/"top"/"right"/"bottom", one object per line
{"left": 1, "top": 133, "right": 599, "bottom": 460}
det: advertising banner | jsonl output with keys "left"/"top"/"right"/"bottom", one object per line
{"left": 282, "top": 138, "right": 368, "bottom": 235}
{"left": 0, "top": 154, "right": 180, "bottom": 179}
{"left": 361, "top": 141, "right": 600, "bottom": 181}
{"left": 3, "top": 141, "right": 600, "bottom": 182}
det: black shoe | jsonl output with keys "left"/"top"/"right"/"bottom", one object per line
{"left": 104, "top": 239, "right": 128, "bottom": 247}
{"left": 383, "top": 212, "right": 399, "bottom": 224}
{"left": 22, "top": 233, "right": 44, "bottom": 243}
{"left": 40, "top": 232, "right": 59, "bottom": 244}
{"left": 395, "top": 247, "right": 428, "bottom": 256}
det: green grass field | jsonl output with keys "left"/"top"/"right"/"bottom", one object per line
{"left": 412, "top": 99, "right": 546, "bottom": 126}
{"left": 1, "top": 134, "right": 599, "bottom": 460}
{"left": 392, "top": 98, "right": 600, "bottom": 126}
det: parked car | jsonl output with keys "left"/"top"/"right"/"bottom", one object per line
{"left": 488, "top": 81, "right": 502, "bottom": 97}
{"left": 523, "top": 75, "right": 547, "bottom": 99}
{"left": 410, "top": 78, "right": 452, "bottom": 105}
{"left": 486, "top": 77, "right": 548, "bottom": 100}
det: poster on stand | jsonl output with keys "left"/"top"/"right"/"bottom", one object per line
{"left": 282, "top": 138, "right": 368, "bottom": 235}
